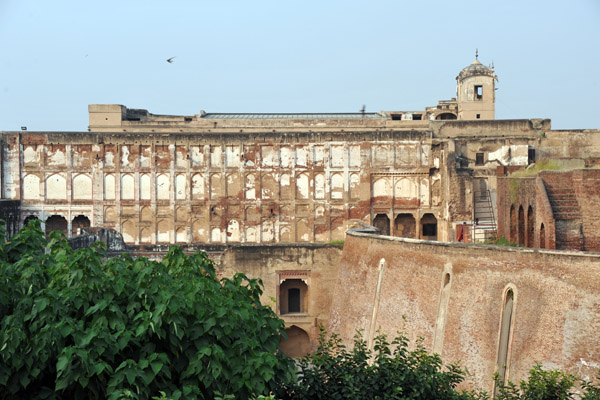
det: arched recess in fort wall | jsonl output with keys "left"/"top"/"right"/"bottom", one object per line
{"left": 328, "top": 231, "right": 600, "bottom": 393}
{"left": 218, "top": 243, "right": 344, "bottom": 358}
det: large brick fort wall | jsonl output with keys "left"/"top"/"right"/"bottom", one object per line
{"left": 329, "top": 230, "right": 600, "bottom": 393}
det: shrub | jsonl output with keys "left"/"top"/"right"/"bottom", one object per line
{"left": 0, "top": 221, "right": 294, "bottom": 399}
{"left": 275, "top": 326, "right": 486, "bottom": 400}
{"left": 493, "top": 364, "right": 579, "bottom": 400}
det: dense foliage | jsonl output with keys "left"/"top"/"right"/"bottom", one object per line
{"left": 0, "top": 221, "right": 294, "bottom": 399}
{"left": 274, "top": 327, "right": 486, "bottom": 400}
{"left": 494, "top": 365, "right": 600, "bottom": 400}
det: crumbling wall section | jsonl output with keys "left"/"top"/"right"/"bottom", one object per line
{"left": 8, "top": 130, "right": 452, "bottom": 245}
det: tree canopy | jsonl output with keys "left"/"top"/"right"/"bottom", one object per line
{"left": 0, "top": 221, "right": 294, "bottom": 399}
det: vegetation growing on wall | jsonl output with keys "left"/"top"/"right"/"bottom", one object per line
{"left": 0, "top": 221, "right": 294, "bottom": 399}
{"left": 511, "top": 159, "right": 561, "bottom": 178}
{"left": 487, "top": 237, "right": 519, "bottom": 247}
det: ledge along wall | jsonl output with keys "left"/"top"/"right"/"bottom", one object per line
{"left": 328, "top": 230, "right": 600, "bottom": 393}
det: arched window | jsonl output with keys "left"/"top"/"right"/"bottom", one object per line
{"left": 421, "top": 213, "right": 438, "bottom": 240}
{"left": 509, "top": 205, "right": 516, "bottom": 243}
{"left": 527, "top": 206, "right": 534, "bottom": 248}
{"left": 518, "top": 206, "right": 525, "bottom": 246}
{"left": 496, "top": 289, "right": 515, "bottom": 393}
{"left": 71, "top": 215, "right": 90, "bottom": 236}
{"left": 279, "top": 279, "right": 308, "bottom": 315}
{"left": 45, "top": 215, "right": 67, "bottom": 237}
{"left": 539, "top": 223, "right": 546, "bottom": 249}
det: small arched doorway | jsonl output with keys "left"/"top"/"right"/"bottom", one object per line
{"left": 394, "top": 214, "right": 416, "bottom": 238}
{"left": 539, "top": 223, "right": 546, "bottom": 249}
{"left": 436, "top": 113, "right": 457, "bottom": 120}
{"left": 23, "top": 215, "right": 39, "bottom": 228}
{"left": 71, "top": 215, "right": 91, "bottom": 237}
{"left": 421, "top": 213, "right": 438, "bottom": 240}
{"left": 373, "top": 214, "right": 390, "bottom": 236}
{"left": 280, "top": 326, "right": 311, "bottom": 358}
{"left": 45, "top": 215, "right": 68, "bottom": 238}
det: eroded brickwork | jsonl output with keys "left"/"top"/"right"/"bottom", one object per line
{"left": 497, "top": 169, "right": 600, "bottom": 252}
{"left": 329, "top": 231, "right": 600, "bottom": 393}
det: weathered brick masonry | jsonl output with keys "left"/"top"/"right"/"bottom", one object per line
{"left": 329, "top": 230, "right": 600, "bottom": 393}
{"left": 497, "top": 169, "right": 600, "bottom": 251}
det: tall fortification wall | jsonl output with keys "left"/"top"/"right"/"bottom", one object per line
{"left": 329, "top": 231, "right": 600, "bottom": 393}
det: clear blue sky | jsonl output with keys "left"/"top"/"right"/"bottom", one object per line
{"left": 1, "top": 0, "right": 599, "bottom": 131}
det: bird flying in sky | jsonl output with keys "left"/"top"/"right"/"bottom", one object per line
{"left": 166, "top": 57, "right": 176, "bottom": 63}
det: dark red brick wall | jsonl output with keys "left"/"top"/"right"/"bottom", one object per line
{"left": 571, "top": 170, "right": 600, "bottom": 251}
{"left": 496, "top": 177, "right": 537, "bottom": 246}
{"left": 498, "top": 170, "right": 600, "bottom": 252}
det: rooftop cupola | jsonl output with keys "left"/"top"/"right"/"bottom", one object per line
{"left": 456, "top": 51, "right": 498, "bottom": 120}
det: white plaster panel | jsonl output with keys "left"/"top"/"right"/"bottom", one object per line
{"left": 349, "top": 145, "right": 361, "bottom": 168}
{"left": 226, "top": 146, "right": 240, "bottom": 168}
{"left": 296, "top": 173, "right": 309, "bottom": 200}
{"left": 296, "top": 147, "right": 308, "bottom": 167}
{"left": 394, "top": 177, "right": 418, "bottom": 199}
{"left": 23, "top": 174, "right": 40, "bottom": 200}
{"left": 175, "top": 174, "right": 187, "bottom": 200}
{"left": 280, "top": 146, "right": 292, "bottom": 169}
{"left": 331, "top": 146, "right": 345, "bottom": 168}
{"left": 315, "top": 173, "right": 325, "bottom": 200}
{"left": 46, "top": 174, "right": 66, "bottom": 200}
{"left": 331, "top": 173, "right": 344, "bottom": 199}
{"left": 73, "top": 174, "right": 92, "bottom": 200}
{"left": 210, "top": 146, "right": 222, "bottom": 167}
{"left": 191, "top": 146, "right": 204, "bottom": 167}
{"left": 191, "top": 174, "right": 204, "bottom": 200}
{"left": 140, "top": 174, "right": 151, "bottom": 200}
{"left": 245, "top": 174, "right": 256, "bottom": 200}
{"left": 23, "top": 146, "right": 38, "bottom": 164}
{"left": 121, "top": 175, "right": 135, "bottom": 200}
{"left": 104, "top": 174, "right": 115, "bottom": 200}
{"left": 373, "top": 177, "right": 391, "bottom": 197}
{"left": 156, "top": 174, "right": 170, "bottom": 200}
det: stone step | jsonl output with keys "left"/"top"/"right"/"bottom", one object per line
{"left": 552, "top": 204, "right": 581, "bottom": 212}
{"left": 546, "top": 187, "right": 576, "bottom": 194}
{"left": 548, "top": 194, "right": 577, "bottom": 200}
{"left": 549, "top": 198, "right": 578, "bottom": 203}
{"left": 551, "top": 203, "right": 581, "bottom": 210}
{"left": 555, "top": 213, "right": 583, "bottom": 220}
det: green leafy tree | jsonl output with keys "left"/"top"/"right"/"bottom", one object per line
{"left": 0, "top": 221, "right": 294, "bottom": 399}
{"left": 493, "top": 364, "right": 577, "bottom": 400}
{"left": 275, "top": 326, "right": 486, "bottom": 400}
